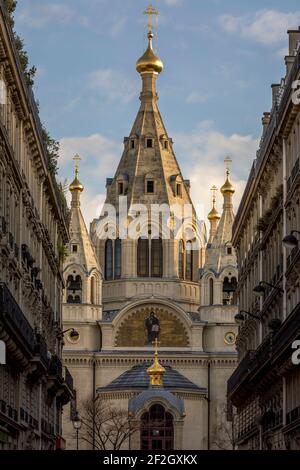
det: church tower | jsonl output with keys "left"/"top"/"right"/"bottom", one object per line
{"left": 62, "top": 157, "right": 102, "bottom": 449}
{"left": 91, "top": 5, "right": 205, "bottom": 338}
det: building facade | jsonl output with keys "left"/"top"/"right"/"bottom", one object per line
{"left": 228, "top": 28, "right": 300, "bottom": 450}
{"left": 62, "top": 16, "right": 238, "bottom": 451}
{"left": 0, "top": 2, "right": 73, "bottom": 450}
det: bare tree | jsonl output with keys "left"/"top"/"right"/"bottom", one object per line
{"left": 211, "top": 403, "right": 237, "bottom": 450}
{"left": 79, "top": 396, "right": 139, "bottom": 450}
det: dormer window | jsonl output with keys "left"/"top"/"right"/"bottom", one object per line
{"left": 164, "top": 141, "right": 168, "bottom": 150}
{"left": 118, "top": 182, "right": 124, "bottom": 195}
{"left": 116, "top": 173, "right": 129, "bottom": 196}
{"left": 227, "top": 247, "right": 232, "bottom": 255}
{"left": 147, "top": 180, "right": 155, "bottom": 194}
{"left": 176, "top": 184, "right": 182, "bottom": 197}
{"left": 131, "top": 139, "right": 135, "bottom": 149}
{"left": 147, "top": 138, "right": 153, "bottom": 148}
{"left": 72, "top": 245, "right": 78, "bottom": 253}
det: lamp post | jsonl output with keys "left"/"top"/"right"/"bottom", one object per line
{"left": 58, "top": 328, "right": 80, "bottom": 341}
{"left": 253, "top": 281, "right": 284, "bottom": 297}
{"left": 72, "top": 412, "right": 82, "bottom": 450}
{"left": 282, "top": 230, "right": 300, "bottom": 249}
{"left": 234, "top": 310, "right": 261, "bottom": 324}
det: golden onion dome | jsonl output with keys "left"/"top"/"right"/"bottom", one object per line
{"left": 208, "top": 206, "right": 221, "bottom": 221}
{"left": 136, "top": 31, "right": 164, "bottom": 75}
{"left": 69, "top": 175, "right": 84, "bottom": 193}
{"left": 221, "top": 177, "right": 235, "bottom": 195}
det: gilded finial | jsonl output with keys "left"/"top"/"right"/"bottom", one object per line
{"left": 221, "top": 157, "right": 235, "bottom": 195}
{"left": 136, "top": 4, "right": 163, "bottom": 75}
{"left": 69, "top": 154, "right": 84, "bottom": 193}
{"left": 208, "top": 185, "right": 221, "bottom": 221}
{"left": 147, "top": 338, "right": 166, "bottom": 386}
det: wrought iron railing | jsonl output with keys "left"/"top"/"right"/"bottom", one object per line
{"left": 63, "top": 366, "right": 74, "bottom": 392}
{"left": 228, "top": 350, "right": 254, "bottom": 395}
{"left": 0, "top": 282, "right": 35, "bottom": 352}
{"left": 286, "top": 405, "right": 300, "bottom": 425}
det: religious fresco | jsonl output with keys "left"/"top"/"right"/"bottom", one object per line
{"left": 115, "top": 307, "right": 189, "bottom": 347}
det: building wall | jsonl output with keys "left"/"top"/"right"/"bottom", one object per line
{"left": 0, "top": 2, "right": 71, "bottom": 450}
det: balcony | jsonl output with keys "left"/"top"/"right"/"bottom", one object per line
{"left": 0, "top": 282, "right": 35, "bottom": 357}
{"left": 49, "top": 355, "right": 63, "bottom": 379}
{"left": 228, "top": 350, "right": 254, "bottom": 396}
{"left": 59, "top": 366, "right": 74, "bottom": 405}
{"left": 286, "top": 406, "right": 300, "bottom": 426}
{"left": 272, "top": 301, "right": 300, "bottom": 362}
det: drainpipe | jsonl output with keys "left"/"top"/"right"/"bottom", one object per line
{"left": 92, "top": 354, "right": 96, "bottom": 450}
{"left": 207, "top": 362, "right": 211, "bottom": 450}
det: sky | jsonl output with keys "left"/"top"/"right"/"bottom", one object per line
{"left": 13, "top": 0, "right": 300, "bottom": 227}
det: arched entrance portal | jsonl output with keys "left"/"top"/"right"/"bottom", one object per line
{"left": 140, "top": 404, "right": 174, "bottom": 450}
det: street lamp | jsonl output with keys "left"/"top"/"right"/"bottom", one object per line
{"left": 234, "top": 310, "right": 261, "bottom": 324}
{"left": 253, "top": 281, "right": 284, "bottom": 297}
{"left": 60, "top": 328, "right": 80, "bottom": 341}
{"left": 72, "top": 412, "right": 82, "bottom": 450}
{"left": 282, "top": 230, "right": 300, "bottom": 249}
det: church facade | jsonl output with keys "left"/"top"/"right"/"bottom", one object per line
{"left": 62, "top": 15, "right": 238, "bottom": 450}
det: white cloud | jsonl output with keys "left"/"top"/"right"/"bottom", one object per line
{"left": 219, "top": 10, "right": 300, "bottom": 46}
{"left": 88, "top": 68, "right": 137, "bottom": 104}
{"left": 172, "top": 121, "right": 259, "bottom": 223}
{"left": 186, "top": 91, "right": 210, "bottom": 104}
{"left": 110, "top": 16, "right": 128, "bottom": 37}
{"left": 163, "top": 0, "right": 184, "bottom": 5}
{"left": 17, "top": 2, "right": 80, "bottom": 28}
{"left": 58, "top": 133, "right": 121, "bottom": 224}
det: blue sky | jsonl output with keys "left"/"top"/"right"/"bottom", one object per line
{"left": 14, "top": 0, "right": 300, "bottom": 225}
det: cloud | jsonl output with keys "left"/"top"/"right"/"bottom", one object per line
{"left": 186, "top": 91, "right": 210, "bottom": 104}
{"left": 219, "top": 10, "right": 300, "bottom": 46}
{"left": 163, "top": 0, "right": 184, "bottom": 5}
{"left": 172, "top": 121, "right": 259, "bottom": 223}
{"left": 88, "top": 68, "right": 137, "bottom": 104}
{"left": 110, "top": 16, "right": 128, "bottom": 37}
{"left": 58, "top": 133, "right": 122, "bottom": 223}
{"left": 16, "top": 2, "right": 81, "bottom": 28}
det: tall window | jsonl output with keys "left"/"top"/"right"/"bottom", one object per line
{"left": 137, "top": 238, "right": 149, "bottom": 277}
{"left": 114, "top": 238, "right": 122, "bottom": 279}
{"left": 209, "top": 278, "right": 214, "bottom": 305}
{"left": 105, "top": 240, "right": 113, "bottom": 280}
{"left": 151, "top": 239, "right": 163, "bottom": 277}
{"left": 91, "top": 276, "right": 95, "bottom": 304}
{"left": 185, "top": 241, "right": 193, "bottom": 281}
{"left": 137, "top": 237, "right": 163, "bottom": 278}
{"left": 223, "top": 276, "right": 237, "bottom": 305}
{"left": 141, "top": 404, "right": 174, "bottom": 451}
{"left": 178, "top": 240, "right": 184, "bottom": 279}
{"left": 105, "top": 239, "right": 122, "bottom": 280}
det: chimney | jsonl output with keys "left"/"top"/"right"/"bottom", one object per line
{"left": 262, "top": 112, "right": 271, "bottom": 133}
{"left": 271, "top": 84, "right": 280, "bottom": 108}
{"left": 287, "top": 27, "right": 300, "bottom": 55}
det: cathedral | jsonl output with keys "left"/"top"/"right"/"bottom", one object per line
{"left": 62, "top": 11, "right": 238, "bottom": 450}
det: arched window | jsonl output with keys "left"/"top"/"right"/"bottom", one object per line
{"left": 151, "top": 238, "right": 163, "bottom": 277}
{"left": 105, "top": 240, "right": 113, "bottom": 280}
{"left": 223, "top": 276, "right": 237, "bottom": 305}
{"left": 141, "top": 404, "right": 174, "bottom": 450}
{"left": 209, "top": 278, "right": 214, "bottom": 305}
{"left": 178, "top": 240, "right": 184, "bottom": 279}
{"left": 137, "top": 238, "right": 149, "bottom": 277}
{"left": 91, "top": 276, "right": 95, "bottom": 304}
{"left": 66, "top": 274, "right": 82, "bottom": 303}
{"left": 185, "top": 241, "right": 193, "bottom": 281}
{"left": 114, "top": 238, "right": 122, "bottom": 279}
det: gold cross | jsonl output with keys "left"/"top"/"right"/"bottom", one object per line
{"left": 224, "top": 156, "right": 232, "bottom": 177}
{"left": 152, "top": 338, "right": 161, "bottom": 354}
{"left": 211, "top": 185, "right": 218, "bottom": 206}
{"left": 73, "top": 154, "right": 81, "bottom": 177}
{"left": 144, "top": 3, "right": 159, "bottom": 33}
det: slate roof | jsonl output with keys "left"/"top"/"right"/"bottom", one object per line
{"left": 97, "top": 363, "right": 206, "bottom": 393}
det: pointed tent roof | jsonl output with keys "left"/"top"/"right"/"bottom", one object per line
{"left": 66, "top": 164, "right": 101, "bottom": 276}
{"left": 103, "top": 28, "right": 196, "bottom": 215}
